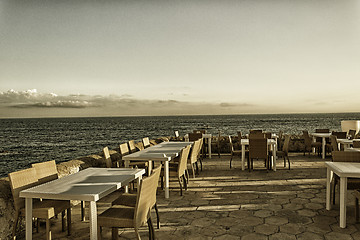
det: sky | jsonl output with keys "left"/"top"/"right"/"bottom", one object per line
{"left": 1, "top": 0, "right": 360, "bottom": 118}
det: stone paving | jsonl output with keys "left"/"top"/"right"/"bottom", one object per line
{"left": 30, "top": 153, "right": 360, "bottom": 239}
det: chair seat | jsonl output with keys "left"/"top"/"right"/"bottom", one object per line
{"left": 97, "top": 189, "right": 126, "bottom": 204}
{"left": 112, "top": 193, "right": 136, "bottom": 207}
{"left": 98, "top": 206, "right": 135, "bottom": 228}
{"left": 20, "top": 199, "right": 71, "bottom": 219}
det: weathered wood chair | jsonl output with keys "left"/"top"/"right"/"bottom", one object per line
{"left": 277, "top": 135, "right": 291, "bottom": 169}
{"left": 97, "top": 166, "right": 161, "bottom": 240}
{"left": 9, "top": 167, "right": 71, "bottom": 240}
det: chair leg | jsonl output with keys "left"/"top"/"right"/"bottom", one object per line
{"left": 135, "top": 228, "right": 141, "bottom": 240}
{"left": 12, "top": 212, "right": 20, "bottom": 239}
{"left": 183, "top": 175, "right": 188, "bottom": 190}
{"left": 154, "top": 204, "right": 160, "bottom": 229}
{"left": 160, "top": 176, "right": 164, "bottom": 190}
{"left": 356, "top": 197, "right": 359, "bottom": 223}
{"left": 195, "top": 162, "right": 199, "bottom": 175}
{"left": 61, "top": 210, "right": 65, "bottom": 232}
{"left": 200, "top": 158, "right": 203, "bottom": 171}
{"left": 178, "top": 177, "right": 183, "bottom": 196}
{"left": 287, "top": 156, "right": 290, "bottom": 170}
{"left": 332, "top": 180, "right": 337, "bottom": 205}
{"left": 81, "top": 201, "right": 86, "bottom": 221}
{"left": 230, "top": 154, "right": 233, "bottom": 169}
{"left": 147, "top": 216, "right": 155, "bottom": 240}
{"left": 111, "top": 227, "right": 119, "bottom": 240}
{"left": 46, "top": 218, "right": 51, "bottom": 240}
{"left": 192, "top": 163, "right": 196, "bottom": 178}
{"left": 67, "top": 207, "right": 71, "bottom": 235}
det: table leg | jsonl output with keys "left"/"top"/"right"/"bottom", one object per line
{"left": 165, "top": 160, "right": 170, "bottom": 198}
{"left": 25, "top": 198, "right": 33, "bottom": 240}
{"left": 273, "top": 142, "right": 277, "bottom": 171}
{"left": 312, "top": 136, "right": 316, "bottom": 153}
{"left": 326, "top": 168, "right": 333, "bottom": 210}
{"left": 340, "top": 177, "right": 347, "bottom": 228}
{"left": 322, "top": 137, "right": 326, "bottom": 159}
{"left": 241, "top": 144, "right": 245, "bottom": 170}
{"left": 89, "top": 201, "right": 97, "bottom": 240}
{"left": 208, "top": 137, "right": 212, "bottom": 159}
{"left": 147, "top": 160, "right": 153, "bottom": 177}
{"left": 124, "top": 160, "right": 129, "bottom": 193}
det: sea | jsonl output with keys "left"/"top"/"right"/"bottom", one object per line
{"left": 1, "top": 112, "right": 360, "bottom": 178}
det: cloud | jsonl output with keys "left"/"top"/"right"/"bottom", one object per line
{"left": 0, "top": 89, "right": 255, "bottom": 117}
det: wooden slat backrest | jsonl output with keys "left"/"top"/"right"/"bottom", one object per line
{"left": 177, "top": 145, "right": 191, "bottom": 178}
{"left": 32, "top": 160, "right": 58, "bottom": 184}
{"left": 188, "top": 139, "right": 201, "bottom": 164}
{"left": 330, "top": 135, "right": 339, "bottom": 152}
{"left": 282, "top": 135, "right": 291, "bottom": 153}
{"left": 119, "top": 143, "right": 130, "bottom": 156}
{"left": 142, "top": 137, "right": 150, "bottom": 149}
{"left": 249, "top": 138, "right": 268, "bottom": 159}
{"left": 228, "top": 136, "right": 235, "bottom": 152}
{"left": 8, "top": 168, "right": 39, "bottom": 212}
{"left": 103, "top": 146, "right": 112, "bottom": 168}
{"left": 188, "top": 133, "right": 202, "bottom": 141}
{"left": 128, "top": 140, "right": 137, "bottom": 153}
{"left": 332, "top": 151, "right": 360, "bottom": 162}
{"left": 134, "top": 165, "right": 161, "bottom": 228}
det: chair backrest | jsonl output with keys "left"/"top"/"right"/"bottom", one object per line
{"left": 188, "top": 139, "right": 201, "bottom": 164}
{"left": 128, "top": 140, "right": 137, "bottom": 153}
{"left": 353, "top": 141, "right": 360, "bottom": 148}
{"left": 174, "top": 130, "right": 180, "bottom": 138}
{"left": 282, "top": 135, "right": 290, "bottom": 153}
{"left": 250, "top": 129, "right": 262, "bottom": 134}
{"left": 237, "top": 131, "right": 242, "bottom": 140}
{"left": 103, "top": 146, "right": 112, "bottom": 168}
{"left": 9, "top": 168, "right": 39, "bottom": 212}
{"left": 188, "top": 133, "right": 202, "bottom": 141}
{"left": 249, "top": 138, "right": 268, "bottom": 159}
{"left": 349, "top": 129, "right": 356, "bottom": 139}
{"left": 193, "top": 129, "right": 206, "bottom": 134}
{"left": 228, "top": 136, "right": 235, "bottom": 153}
{"left": 332, "top": 151, "right": 360, "bottom": 162}
{"left": 134, "top": 165, "right": 161, "bottom": 228}
{"left": 330, "top": 135, "right": 339, "bottom": 152}
{"left": 177, "top": 145, "right": 191, "bottom": 178}
{"left": 142, "top": 137, "right": 151, "bottom": 149}
{"left": 264, "top": 132, "right": 272, "bottom": 139}
{"left": 249, "top": 132, "right": 265, "bottom": 139}
{"left": 119, "top": 143, "right": 130, "bottom": 156}
{"left": 332, "top": 131, "right": 347, "bottom": 139}
{"left": 31, "top": 160, "right": 58, "bottom": 184}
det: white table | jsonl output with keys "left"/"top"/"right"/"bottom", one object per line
{"left": 123, "top": 141, "right": 193, "bottom": 199}
{"left": 337, "top": 139, "right": 353, "bottom": 149}
{"left": 184, "top": 133, "right": 212, "bottom": 158}
{"left": 241, "top": 138, "right": 277, "bottom": 171}
{"left": 325, "top": 162, "right": 360, "bottom": 228}
{"left": 311, "top": 133, "right": 332, "bottom": 159}
{"left": 20, "top": 168, "right": 145, "bottom": 240}
{"left": 345, "top": 147, "right": 360, "bottom": 152}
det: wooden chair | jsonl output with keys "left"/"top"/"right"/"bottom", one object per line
{"left": 277, "top": 135, "right": 291, "bottom": 170}
{"left": 187, "top": 139, "right": 202, "bottom": 178}
{"left": 120, "top": 143, "right": 147, "bottom": 169}
{"left": 188, "top": 133, "right": 204, "bottom": 170}
{"left": 142, "top": 137, "right": 151, "bottom": 149}
{"left": 329, "top": 135, "right": 339, "bottom": 152}
{"left": 249, "top": 138, "right": 268, "bottom": 171}
{"left": 9, "top": 167, "right": 71, "bottom": 240}
{"left": 112, "top": 166, "right": 162, "bottom": 230}
{"left": 97, "top": 166, "right": 161, "bottom": 240}
{"left": 161, "top": 145, "right": 191, "bottom": 196}
{"left": 349, "top": 129, "right": 356, "bottom": 139}
{"left": 229, "top": 136, "right": 242, "bottom": 169}
{"left": 332, "top": 131, "right": 347, "bottom": 139}
{"left": 331, "top": 151, "right": 360, "bottom": 204}
{"left": 128, "top": 140, "right": 138, "bottom": 153}
{"left": 303, "top": 130, "right": 321, "bottom": 156}
{"left": 31, "top": 160, "right": 72, "bottom": 234}
{"left": 211, "top": 131, "right": 221, "bottom": 158}
{"left": 353, "top": 141, "right": 360, "bottom": 148}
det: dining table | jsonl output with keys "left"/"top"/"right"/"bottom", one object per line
{"left": 325, "top": 162, "right": 360, "bottom": 228}
{"left": 311, "top": 132, "right": 332, "bottom": 159}
{"left": 20, "top": 167, "right": 145, "bottom": 240}
{"left": 123, "top": 141, "right": 193, "bottom": 199}
{"left": 241, "top": 138, "right": 277, "bottom": 171}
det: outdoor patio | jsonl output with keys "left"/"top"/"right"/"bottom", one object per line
{"left": 30, "top": 153, "right": 360, "bottom": 240}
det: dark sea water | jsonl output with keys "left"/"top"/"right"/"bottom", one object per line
{"left": 1, "top": 113, "right": 360, "bottom": 177}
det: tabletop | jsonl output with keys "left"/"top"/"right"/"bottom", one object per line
{"left": 20, "top": 168, "right": 145, "bottom": 202}
{"left": 325, "top": 162, "right": 360, "bottom": 178}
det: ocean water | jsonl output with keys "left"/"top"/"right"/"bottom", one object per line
{"left": 1, "top": 112, "right": 360, "bottom": 177}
